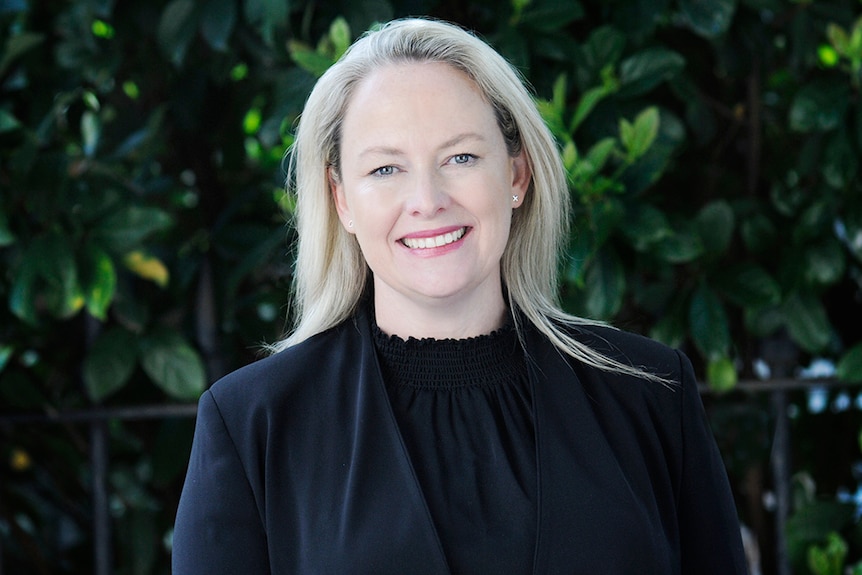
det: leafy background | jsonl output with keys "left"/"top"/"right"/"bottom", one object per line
{"left": 1, "top": 0, "right": 861, "bottom": 573}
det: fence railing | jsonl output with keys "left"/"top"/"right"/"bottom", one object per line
{"left": 0, "top": 377, "right": 850, "bottom": 575}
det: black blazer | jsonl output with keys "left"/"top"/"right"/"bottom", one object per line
{"left": 172, "top": 307, "right": 748, "bottom": 574}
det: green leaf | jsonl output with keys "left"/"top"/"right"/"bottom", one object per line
{"left": 789, "top": 80, "right": 850, "bottom": 132}
{"left": 580, "top": 26, "right": 626, "bottom": 73}
{"left": 0, "top": 210, "right": 15, "bottom": 246}
{"left": 652, "top": 228, "right": 704, "bottom": 263}
{"left": 837, "top": 343, "right": 862, "bottom": 384}
{"left": 0, "top": 345, "right": 13, "bottom": 373}
{"left": 688, "top": 283, "right": 730, "bottom": 359}
{"left": 0, "top": 32, "right": 44, "bottom": 78}
{"left": 650, "top": 300, "right": 688, "bottom": 349}
{"left": 0, "top": 109, "right": 22, "bottom": 133}
{"left": 83, "top": 328, "right": 138, "bottom": 402}
{"left": 9, "top": 258, "right": 38, "bottom": 324}
{"left": 783, "top": 292, "right": 831, "bottom": 353}
{"left": 695, "top": 200, "right": 734, "bottom": 255}
{"left": 822, "top": 130, "right": 858, "bottom": 189}
{"left": 243, "top": 0, "right": 288, "bottom": 45}
{"left": 81, "top": 244, "right": 117, "bottom": 320}
{"left": 713, "top": 264, "right": 780, "bottom": 308}
{"left": 200, "top": 0, "right": 237, "bottom": 51}
{"left": 581, "top": 249, "right": 626, "bottom": 319}
{"left": 570, "top": 84, "right": 611, "bottom": 132}
{"left": 518, "top": 0, "right": 584, "bottom": 31}
{"left": 584, "top": 137, "right": 617, "bottom": 173}
{"left": 93, "top": 206, "right": 173, "bottom": 254}
{"left": 288, "top": 41, "right": 335, "bottom": 78}
{"left": 804, "top": 240, "right": 846, "bottom": 286}
{"left": 157, "top": 0, "right": 199, "bottom": 67}
{"left": 707, "top": 356, "right": 737, "bottom": 393}
{"left": 622, "top": 203, "right": 671, "bottom": 251}
{"left": 140, "top": 330, "right": 206, "bottom": 400}
{"left": 618, "top": 48, "right": 685, "bottom": 98}
{"left": 679, "top": 0, "right": 737, "bottom": 38}
{"left": 329, "top": 17, "right": 352, "bottom": 60}
{"left": 620, "top": 107, "right": 659, "bottom": 161}
{"left": 741, "top": 213, "right": 777, "bottom": 253}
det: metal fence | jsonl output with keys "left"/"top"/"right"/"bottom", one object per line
{"left": 0, "top": 377, "right": 851, "bottom": 575}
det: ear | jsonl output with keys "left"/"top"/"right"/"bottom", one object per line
{"left": 329, "top": 167, "right": 355, "bottom": 234}
{"left": 509, "top": 150, "right": 531, "bottom": 209}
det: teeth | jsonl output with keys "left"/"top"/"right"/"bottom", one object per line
{"left": 402, "top": 227, "right": 466, "bottom": 249}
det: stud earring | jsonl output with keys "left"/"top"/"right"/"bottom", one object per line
{"left": 348, "top": 220, "right": 354, "bottom": 228}
{"left": 512, "top": 195, "right": 519, "bottom": 203}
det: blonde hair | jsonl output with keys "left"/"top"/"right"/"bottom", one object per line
{"left": 271, "top": 18, "right": 659, "bottom": 381}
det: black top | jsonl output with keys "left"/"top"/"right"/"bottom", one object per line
{"left": 373, "top": 323, "right": 536, "bottom": 574}
{"left": 172, "top": 305, "right": 750, "bottom": 574}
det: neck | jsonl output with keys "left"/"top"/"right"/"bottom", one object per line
{"left": 373, "top": 287, "right": 508, "bottom": 340}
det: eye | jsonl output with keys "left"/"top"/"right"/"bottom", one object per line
{"left": 371, "top": 165, "right": 397, "bottom": 177}
{"left": 450, "top": 153, "right": 476, "bottom": 165}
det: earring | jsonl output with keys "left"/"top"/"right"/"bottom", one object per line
{"left": 348, "top": 220, "right": 354, "bottom": 228}
{"left": 512, "top": 195, "right": 519, "bottom": 203}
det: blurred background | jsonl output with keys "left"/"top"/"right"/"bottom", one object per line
{"left": 1, "top": 0, "right": 861, "bottom": 573}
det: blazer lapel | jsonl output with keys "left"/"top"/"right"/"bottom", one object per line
{"left": 337, "top": 309, "right": 451, "bottom": 574}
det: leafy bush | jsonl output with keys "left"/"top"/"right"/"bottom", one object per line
{"left": 1, "top": 0, "right": 861, "bottom": 572}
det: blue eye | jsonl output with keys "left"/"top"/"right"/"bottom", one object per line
{"left": 372, "top": 166, "right": 396, "bottom": 176}
{"left": 451, "top": 154, "right": 475, "bottom": 165}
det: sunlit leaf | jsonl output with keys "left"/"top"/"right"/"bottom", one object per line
{"left": 288, "top": 40, "right": 334, "bottom": 77}
{"left": 707, "top": 356, "right": 737, "bottom": 393}
{"left": 83, "top": 328, "right": 138, "bottom": 402}
{"left": 329, "top": 17, "right": 352, "bottom": 60}
{"left": 124, "top": 251, "right": 170, "bottom": 287}
{"left": 81, "top": 244, "right": 117, "bottom": 320}
{"left": 620, "top": 106, "right": 659, "bottom": 160}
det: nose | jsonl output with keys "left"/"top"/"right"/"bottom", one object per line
{"left": 404, "top": 171, "right": 450, "bottom": 217}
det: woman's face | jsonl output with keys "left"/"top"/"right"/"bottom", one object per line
{"left": 331, "top": 61, "right": 530, "bottom": 332}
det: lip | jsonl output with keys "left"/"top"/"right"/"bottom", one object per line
{"left": 398, "top": 226, "right": 470, "bottom": 253}
{"left": 400, "top": 225, "right": 466, "bottom": 240}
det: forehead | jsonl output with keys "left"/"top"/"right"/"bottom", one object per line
{"left": 341, "top": 62, "right": 502, "bottom": 155}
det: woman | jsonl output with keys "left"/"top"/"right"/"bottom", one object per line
{"left": 173, "top": 18, "right": 748, "bottom": 574}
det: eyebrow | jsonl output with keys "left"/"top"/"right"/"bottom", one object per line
{"left": 358, "top": 132, "right": 486, "bottom": 158}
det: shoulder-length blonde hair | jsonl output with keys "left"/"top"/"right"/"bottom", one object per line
{"left": 271, "top": 18, "right": 655, "bottom": 380}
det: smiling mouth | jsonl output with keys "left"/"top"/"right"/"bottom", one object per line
{"left": 400, "top": 227, "right": 467, "bottom": 249}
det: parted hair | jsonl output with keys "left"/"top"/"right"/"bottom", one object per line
{"left": 271, "top": 18, "right": 657, "bottom": 381}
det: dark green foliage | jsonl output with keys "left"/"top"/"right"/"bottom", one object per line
{"left": 1, "top": 0, "right": 861, "bottom": 572}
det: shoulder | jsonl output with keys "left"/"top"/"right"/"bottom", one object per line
{"left": 565, "top": 322, "right": 687, "bottom": 384}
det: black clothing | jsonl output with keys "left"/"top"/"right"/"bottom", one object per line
{"left": 172, "top": 306, "right": 749, "bottom": 574}
{"left": 374, "top": 323, "right": 536, "bottom": 574}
